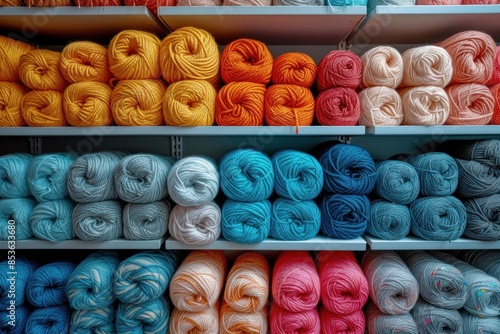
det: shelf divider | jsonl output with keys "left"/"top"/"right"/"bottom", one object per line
{"left": 363, "top": 235, "right": 500, "bottom": 250}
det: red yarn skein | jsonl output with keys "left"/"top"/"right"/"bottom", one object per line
{"left": 320, "top": 307, "right": 365, "bottom": 334}
{"left": 270, "top": 303, "right": 320, "bottom": 334}
{"left": 316, "top": 50, "right": 362, "bottom": 91}
{"left": 123, "top": 0, "right": 176, "bottom": 14}
{"left": 490, "top": 84, "right": 500, "bottom": 125}
{"left": 488, "top": 46, "right": 500, "bottom": 86}
{"left": 315, "top": 87, "right": 360, "bottom": 126}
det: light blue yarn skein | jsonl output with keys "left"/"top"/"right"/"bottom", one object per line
{"left": 461, "top": 250, "right": 500, "bottom": 281}
{"left": 114, "top": 153, "right": 175, "bottom": 204}
{"left": 462, "top": 194, "right": 500, "bottom": 241}
{"left": 114, "top": 250, "right": 179, "bottom": 304}
{"left": 272, "top": 149, "right": 323, "bottom": 202}
{"left": 367, "top": 199, "right": 411, "bottom": 240}
{"left": 0, "top": 257, "right": 37, "bottom": 308}
{"left": 0, "top": 305, "right": 28, "bottom": 334}
{"left": 375, "top": 160, "right": 419, "bottom": 205}
{"left": 0, "top": 198, "right": 36, "bottom": 241}
{"left": 27, "top": 262, "right": 76, "bottom": 307}
{"left": 24, "top": 305, "right": 70, "bottom": 334}
{"left": 70, "top": 306, "right": 116, "bottom": 334}
{"left": 116, "top": 296, "right": 169, "bottom": 334}
{"left": 320, "top": 194, "right": 370, "bottom": 239}
{"left": 219, "top": 148, "right": 274, "bottom": 202}
{"left": 454, "top": 158, "right": 500, "bottom": 198}
{"left": 123, "top": 201, "right": 170, "bottom": 240}
{"left": 72, "top": 200, "right": 123, "bottom": 241}
{"left": 0, "top": 153, "right": 32, "bottom": 199}
{"left": 461, "top": 309, "right": 500, "bottom": 334}
{"left": 410, "top": 299, "right": 463, "bottom": 334}
{"left": 270, "top": 198, "right": 320, "bottom": 241}
{"left": 222, "top": 199, "right": 271, "bottom": 244}
{"left": 410, "top": 196, "right": 467, "bottom": 241}
{"left": 30, "top": 199, "right": 74, "bottom": 242}
{"left": 66, "top": 251, "right": 120, "bottom": 311}
{"left": 26, "top": 153, "right": 77, "bottom": 203}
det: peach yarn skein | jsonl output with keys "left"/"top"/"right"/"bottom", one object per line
{"left": 169, "top": 304, "right": 219, "bottom": 334}
{"left": 60, "top": 41, "right": 113, "bottom": 84}
{"left": 0, "top": 82, "right": 29, "bottom": 126}
{"left": 445, "top": 83, "right": 494, "bottom": 125}
{"left": 63, "top": 82, "right": 113, "bottom": 126}
{"left": 399, "top": 86, "right": 450, "bottom": 126}
{"left": 358, "top": 86, "right": 403, "bottom": 126}
{"left": 360, "top": 46, "right": 403, "bottom": 89}
{"left": 401, "top": 46, "right": 453, "bottom": 88}
{"left": 219, "top": 301, "right": 268, "bottom": 334}
{"left": 215, "top": 82, "right": 266, "bottom": 126}
{"left": 19, "top": 49, "right": 68, "bottom": 92}
{"left": 0, "top": 36, "right": 35, "bottom": 83}
{"left": 22, "top": 90, "right": 67, "bottom": 127}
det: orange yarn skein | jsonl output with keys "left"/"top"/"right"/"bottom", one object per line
{"left": 219, "top": 301, "right": 268, "bottom": 334}
{"left": 160, "top": 27, "right": 220, "bottom": 86}
{"left": 112, "top": 79, "right": 166, "bottom": 126}
{"left": 0, "top": 82, "right": 29, "bottom": 126}
{"left": 108, "top": 30, "right": 161, "bottom": 80}
{"left": 63, "top": 82, "right": 113, "bottom": 127}
{"left": 0, "top": 36, "right": 35, "bottom": 83}
{"left": 60, "top": 41, "right": 113, "bottom": 84}
{"left": 215, "top": 82, "right": 266, "bottom": 126}
{"left": 22, "top": 90, "right": 67, "bottom": 127}
{"left": 271, "top": 52, "right": 317, "bottom": 88}
{"left": 19, "top": 49, "right": 68, "bottom": 92}
{"left": 221, "top": 38, "right": 273, "bottom": 85}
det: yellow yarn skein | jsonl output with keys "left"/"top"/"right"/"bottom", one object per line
{"left": 111, "top": 79, "right": 166, "bottom": 126}
{"left": 163, "top": 79, "right": 216, "bottom": 126}
{"left": 0, "top": 82, "right": 29, "bottom": 126}
{"left": 22, "top": 90, "right": 67, "bottom": 127}
{"left": 160, "top": 27, "right": 220, "bottom": 86}
{"left": 19, "top": 49, "right": 68, "bottom": 92}
{"left": 0, "top": 35, "right": 35, "bottom": 82}
{"left": 63, "top": 82, "right": 113, "bottom": 127}
{"left": 60, "top": 41, "right": 113, "bottom": 84}
{"left": 108, "top": 30, "right": 161, "bottom": 80}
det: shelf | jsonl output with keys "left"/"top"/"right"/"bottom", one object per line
{"left": 165, "top": 236, "right": 366, "bottom": 251}
{"left": 158, "top": 6, "right": 366, "bottom": 45}
{"left": 348, "top": 5, "right": 500, "bottom": 45}
{"left": 0, "top": 6, "right": 168, "bottom": 44}
{"left": 363, "top": 235, "right": 500, "bottom": 250}
{"left": 0, "top": 125, "right": 365, "bottom": 137}
{"left": 0, "top": 237, "right": 166, "bottom": 250}
{"left": 365, "top": 125, "right": 500, "bottom": 136}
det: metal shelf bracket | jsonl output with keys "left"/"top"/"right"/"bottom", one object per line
{"left": 29, "top": 137, "right": 42, "bottom": 155}
{"left": 171, "top": 136, "right": 183, "bottom": 159}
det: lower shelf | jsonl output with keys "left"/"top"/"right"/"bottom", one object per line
{"left": 363, "top": 235, "right": 500, "bottom": 250}
{"left": 0, "top": 237, "right": 166, "bottom": 250}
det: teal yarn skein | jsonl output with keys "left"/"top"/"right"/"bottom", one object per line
{"left": 114, "top": 250, "right": 179, "bottom": 304}
{"left": 0, "top": 257, "right": 37, "bottom": 308}
{"left": 72, "top": 200, "right": 123, "bottom": 241}
{"left": 0, "top": 305, "right": 28, "bottom": 334}
{"left": 271, "top": 149, "right": 323, "bottom": 201}
{"left": 411, "top": 299, "right": 463, "bottom": 334}
{"left": 320, "top": 194, "right": 370, "bottom": 239}
{"left": 222, "top": 199, "right": 271, "bottom": 244}
{"left": 270, "top": 198, "right": 320, "bottom": 241}
{"left": 123, "top": 201, "right": 170, "bottom": 240}
{"left": 455, "top": 158, "right": 500, "bottom": 198}
{"left": 116, "top": 296, "right": 169, "bottom": 334}
{"left": 0, "top": 198, "right": 36, "bottom": 240}
{"left": 25, "top": 305, "right": 70, "bottom": 334}
{"left": 70, "top": 306, "right": 116, "bottom": 334}
{"left": 407, "top": 152, "right": 458, "bottom": 197}
{"left": 410, "top": 196, "right": 467, "bottom": 241}
{"left": 367, "top": 200, "right": 411, "bottom": 240}
{"left": 0, "top": 153, "right": 32, "bottom": 198}
{"left": 66, "top": 251, "right": 120, "bottom": 311}
{"left": 219, "top": 148, "right": 274, "bottom": 202}
{"left": 461, "top": 309, "right": 500, "bottom": 334}
{"left": 26, "top": 152, "right": 77, "bottom": 202}
{"left": 27, "top": 262, "right": 76, "bottom": 307}
{"left": 462, "top": 194, "right": 500, "bottom": 241}
{"left": 30, "top": 199, "right": 74, "bottom": 242}
{"left": 375, "top": 160, "right": 419, "bottom": 205}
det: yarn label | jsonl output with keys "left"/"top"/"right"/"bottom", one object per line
{"left": 6, "top": 220, "right": 16, "bottom": 327}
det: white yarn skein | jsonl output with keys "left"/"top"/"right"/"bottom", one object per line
{"left": 400, "top": 86, "right": 450, "bottom": 125}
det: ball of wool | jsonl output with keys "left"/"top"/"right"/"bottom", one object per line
{"left": 366, "top": 302, "right": 418, "bottom": 334}
{"left": 168, "top": 202, "right": 221, "bottom": 245}
{"left": 0, "top": 82, "right": 29, "bottom": 126}
{"left": 316, "top": 50, "right": 362, "bottom": 91}
{"left": 401, "top": 46, "right": 453, "bottom": 88}
{"left": 445, "top": 83, "right": 494, "bottom": 125}
{"left": 358, "top": 86, "right": 403, "bottom": 126}
{"left": 0, "top": 153, "right": 32, "bottom": 198}
{"left": 69, "top": 306, "right": 115, "bottom": 333}
{"left": 367, "top": 200, "right": 411, "bottom": 240}
{"left": 0, "top": 198, "right": 36, "bottom": 240}
{"left": 169, "top": 304, "right": 219, "bottom": 334}
{"left": 24, "top": 305, "right": 70, "bottom": 333}
{"left": 315, "top": 87, "right": 361, "bottom": 126}
{"left": 411, "top": 299, "right": 463, "bottom": 334}
{"left": 21, "top": 90, "right": 68, "bottom": 127}
{"left": 72, "top": 201, "right": 123, "bottom": 242}
{"left": 0, "top": 35, "right": 35, "bottom": 83}
{"left": 375, "top": 160, "right": 419, "bottom": 205}
{"left": 222, "top": 199, "right": 271, "bottom": 244}
{"left": 63, "top": 82, "right": 114, "bottom": 126}
{"left": 26, "top": 262, "right": 77, "bottom": 307}
{"left": 30, "top": 199, "right": 75, "bottom": 242}
{"left": 454, "top": 158, "right": 500, "bottom": 199}
{"left": 19, "top": 49, "right": 68, "bottom": 92}
{"left": 320, "top": 194, "right": 370, "bottom": 239}
{"left": 360, "top": 46, "right": 403, "bottom": 89}
{"left": 60, "top": 41, "right": 113, "bottom": 84}
{"left": 215, "top": 81, "right": 266, "bottom": 126}
{"left": 271, "top": 52, "right": 317, "bottom": 88}
{"left": 116, "top": 297, "right": 169, "bottom": 334}
{"left": 0, "top": 258, "right": 37, "bottom": 308}
{"left": 264, "top": 84, "right": 315, "bottom": 129}
{"left": 0, "top": 305, "right": 28, "bottom": 334}
{"left": 123, "top": 201, "right": 170, "bottom": 240}
{"left": 489, "top": 84, "right": 500, "bottom": 125}
{"left": 270, "top": 199, "right": 321, "bottom": 241}
{"left": 400, "top": 86, "right": 450, "bottom": 126}
{"left": 462, "top": 194, "right": 500, "bottom": 241}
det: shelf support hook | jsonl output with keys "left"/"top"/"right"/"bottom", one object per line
{"left": 338, "top": 135, "right": 352, "bottom": 144}
{"left": 171, "top": 136, "right": 183, "bottom": 159}
{"left": 29, "top": 137, "right": 42, "bottom": 155}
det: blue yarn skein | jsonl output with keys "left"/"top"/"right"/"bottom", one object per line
{"left": 0, "top": 153, "right": 32, "bottom": 199}
{"left": 410, "top": 196, "right": 467, "bottom": 241}
{"left": 30, "top": 200, "right": 74, "bottom": 242}
{"left": 26, "top": 153, "right": 77, "bottom": 203}
{"left": 272, "top": 149, "right": 323, "bottom": 201}
{"left": 320, "top": 194, "right": 370, "bottom": 239}
{"left": 25, "top": 305, "right": 70, "bottom": 334}
{"left": 116, "top": 296, "right": 169, "bottom": 334}
{"left": 0, "top": 257, "right": 37, "bottom": 308}
{"left": 219, "top": 148, "right": 274, "bottom": 202}
{"left": 66, "top": 252, "right": 120, "bottom": 310}
{"left": 462, "top": 194, "right": 500, "bottom": 241}
{"left": 222, "top": 199, "right": 271, "bottom": 244}
{"left": 70, "top": 306, "right": 116, "bottom": 334}
{"left": 72, "top": 200, "right": 123, "bottom": 241}
{"left": 462, "top": 309, "right": 500, "bottom": 334}
{"left": 0, "top": 198, "right": 36, "bottom": 241}
{"left": 367, "top": 199, "right": 411, "bottom": 240}
{"left": 27, "top": 262, "right": 76, "bottom": 307}
{"left": 270, "top": 198, "right": 320, "bottom": 241}
{"left": 114, "top": 250, "right": 179, "bottom": 304}
{"left": 328, "top": 0, "right": 367, "bottom": 6}
{"left": 375, "top": 160, "right": 419, "bottom": 205}
{"left": 407, "top": 152, "right": 459, "bottom": 197}
{"left": 0, "top": 305, "right": 28, "bottom": 334}
{"left": 319, "top": 143, "right": 376, "bottom": 195}
{"left": 114, "top": 154, "right": 175, "bottom": 204}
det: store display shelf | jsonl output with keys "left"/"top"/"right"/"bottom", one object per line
{"left": 363, "top": 235, "right": 500, "bottom": 250}
{"left": 365, "top": 125, "right": 500, "bottom": 136}
{"left": 165, "top": 236, "right": 366, "bottom": 251}
{"left": 158, "top": 6, "right": 366, "bottom": 45}
{"left": 348, "top": 5, "right": 500, "bottom": 45}
{"left": 0, "top": 237, "right": 166, "bottom": 250}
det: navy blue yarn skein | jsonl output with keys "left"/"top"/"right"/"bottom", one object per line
{"left": 27, "top": 262, "right": 76, "bottom": 307}
{"left": 319, "top": 143, "right": 376, "bottom": 195}
{"left": 70, "top": 306, "right": 116, "bottom": 334}
{"left": 270, "top": 198, "right": 321, "bottom": 241}
{"left": 455, "top": 159, "right": 500, "bottom": 198}
{"left": 320, "top": 194, "right": 370, "bottom": 239}
{"left": 116, "top": 296, "right": 169, "bottom": 334}
{"left": 0, "top": 153, "right": 32, "bottom": 199}
{"left": 0, "top": 257, "right": 37, "bottom": 308}
{"left": 0, "top": 305, "right": 28, "bottom": 334}
{"left": 462, "top": 194, "right": 500, "bottom": 241}
{"left": 375, "top": 160, "right": 419, "bottom": 205}
{"left": 367, "top": 199, "right": 411, "bottom": 240}
{"left": 25, "top": 305, "right": 70, "bottom": 334}
{"left": 222, "top": 199, "right": 271, "bottom": 244}
{"left": 30, "top": 199, "right": 75, "bottom": 242}
{"left": 407, "top": 152, "right": 458, "bottom": 197}
{"left": 0, "top": 198, "right": 36, "bottom": 240}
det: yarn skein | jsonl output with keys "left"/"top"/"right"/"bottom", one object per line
{"left": 367, "top": 200, "right": 411, "bottom": 240}
{"left": 72, "top": 200, "right": 123, "bottom": 241}
{"left": 116, "top": 297, "right": 169, "bottom": 334}
{"left": 0, "top": 198, "right": 36, "bottom": 240}
{"left": 401, "top": 46, "right": 453, "bottom": 88}
{"left": 462, "top": 309, "right": 500, "bottom": 334}
{"left": 271, "top": 52, "right": 317, "bottom": 88}
{"left": 169, "top": 250, "right": 227, "bottom": 312}
{"left": 123, "top": 0, "right": 175, "bottom": 14}
{"left": 0, "top": 305, "right": 28, "bottom": 334}
{"left": 69, "top": 306, "right": 115, "bottom": 334}
{"left": 19, "top": 49, "right": 68, "bottom": 92}
{"left": 27, "top": 262, "right": 76, "bottom": 307}
{"left": 223, "top": 252, "right": 270, "bottom": 313}
{"left": 224, "top": 0, "right": 271, "bottom": 4}
{"left": 21, "top": 90, "right": 67, "bottom": 127}
{"left": 273, "top": 0, "right": 324, "bottom": 5}
{"left": 0, "top": 258, "right": 37, "bottom": 308}
{"left": 60, "top": 41, "right": 113, "bottom": 84}
{"left": 316, "top": 50, "right": 362, "bottom": 91}
{"left": 360, "top": 46, "right": 403, "bottom": 89}
{"left": 411, "top": 299, "right": 463, "bottom": 334}
{"left": 272, "top": 251, "right": 320, "bottom": 312}
{"left": 362, "top": 250, "right": 419, "bottom": 315}
{"left": 0, "top": 152, "right": 32, "bottom": 198}
{"left": 316, "top": 251, "right": 369, "bottom": 315}
{"left": 222, "top": 199, "right": 271, "bottom": 244}
{"left": 400, "top": 86, "right": 450, "bottom": 126}
{"left": 401, "top": 251, "right": 467, "bottom": 310}
{"left": 24, "top": 305, "right": 70, "bottom": 334}
{"left": 461, "top": 250, "right": 500, "bottom": 281}
{"left": 0, "top": 35, "right": 35, "bottom": 82}
{"left": 454, "top": 158, "right": 500, "bottom": 198}
{"left": 488, "top": 45, "right": 500, "bottom": 86}
{"left": 219, "top": 301, "right": 268, "bottom": 334}
{"left": 445, "top": 83, "right": 494, "bottom": 125}
{"left": 462, "top": 194, "right": 500, "bottom": 241}
{"left": 215, "top": 81, "right": 266, "bottom": 126}
{"left": 0, "top": 82, "right": 29, "bottom": 126}
{"left": 315, "top": 87, "right": 361, "bottom": 126}
{"left": 320, "top": 194, "right": 370, "bottom": 240}
{"left": 438, "top": 139, "right": 500, "bottom": 168}
{"left": 169, "top": 304, "right": 219, "bottom": 334}
{"left": 270, "top": 302, "right": 320, "bottom": 334}
{"left": 491, "top": 84, "right": 500, "bottom": 125}
{"left": 63, "top": 82, "right": 113, "bottom": 126}
{"left": 270, "top": 199, "right": 320, "bottom": 241}
{"left": 358, "top": 86, "right": 403, "bottom": 126}
{"left": 366, "top": 302, "right": 418, "bottom": 334}
{"left": 123, "top": 201, "right": 170, "bottom": 240}
{"left": 168, "top": 202, "right": 221, "bottom": 245}
{"left": 30, "top": 199, "right": 75, "bottom": 242}
{"left": 319, "top": 307, "right": 365, "bottom": 334}
{"left": 375, "top": 160, "right": 420, "bottom": 205}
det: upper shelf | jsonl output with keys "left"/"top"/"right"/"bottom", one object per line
{"left": 348, "top": 5, "right": 500, "bottom": 45}
{"left": 366, "top": 125, "right": 500, "bottom": 136}
{"left": 0, "top": 237, "right": 166, "bottom": 250}
{"left": 158, "top": 6, "right": 367, "bottom": 45}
